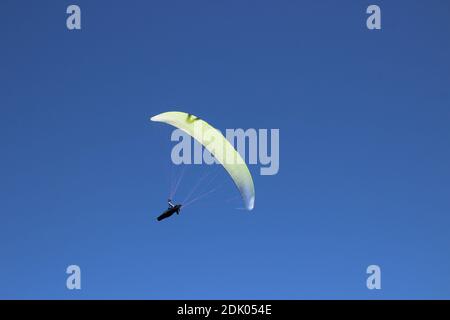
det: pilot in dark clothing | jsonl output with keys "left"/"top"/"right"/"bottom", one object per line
{"left": 157, "top": 199, "right": 182, "bottom": 221}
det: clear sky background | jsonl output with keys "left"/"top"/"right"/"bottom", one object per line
{"left": 1, "top": 0, "right": 449, "bottom": 299}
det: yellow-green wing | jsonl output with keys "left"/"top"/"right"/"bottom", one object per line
{"left": 151, "top": 111, "right": 255, "bottom": 210}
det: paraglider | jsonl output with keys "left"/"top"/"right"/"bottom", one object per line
{"left": 157, "top": 199, "right": 182, "bottom": 221}
{"left": 151, "top": 111, "right": 255, "bottom": 220}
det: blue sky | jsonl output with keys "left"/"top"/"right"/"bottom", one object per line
{"left": 1, "top": 0, "right": 450, "bottom": 299}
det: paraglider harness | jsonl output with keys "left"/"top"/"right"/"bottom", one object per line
{"left": 168, "top": 199, "right": 181, "bottom": 214}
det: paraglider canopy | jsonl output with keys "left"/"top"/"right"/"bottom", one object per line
{"left": 151, "top": 111, "right": 255, "bottom": 210}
